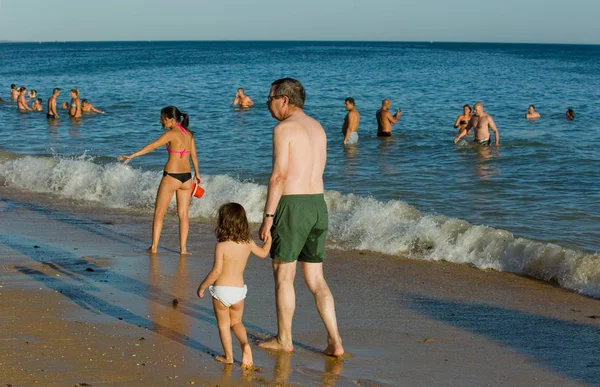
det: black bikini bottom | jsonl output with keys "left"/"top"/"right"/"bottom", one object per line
{"left": 163, "top": 171, "right": 192, "bottom": 183}
{"left": 377, "top": 132, "right": 392, "bottom": 137}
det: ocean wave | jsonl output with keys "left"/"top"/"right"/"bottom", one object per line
{"left": 1, "top": 155, "right": 599, "bottom": 298}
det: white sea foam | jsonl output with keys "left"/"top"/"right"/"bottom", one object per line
{"left": 1, "top": 155, "right": 599, "bottom": 298}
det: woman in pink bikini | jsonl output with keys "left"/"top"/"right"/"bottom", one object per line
{"left": 118, "top": 106, "right": 201, "bottom": 254}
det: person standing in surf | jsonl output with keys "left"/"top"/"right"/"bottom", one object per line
{"left": 118, "top": 106, "right": 201, "bottom": 254}
{"left": 258, "top": 78, "right": 344, "bottom": 357}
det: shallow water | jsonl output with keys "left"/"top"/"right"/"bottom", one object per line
{"left": 1, "top": 41, "right": 599, "bottom": 297}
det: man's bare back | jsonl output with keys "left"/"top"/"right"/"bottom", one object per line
{"left": 376, "top": 99, "right": 401, "bottom": 136}
{"left": 277, "top": 113, "right": 326, "bottom": 195}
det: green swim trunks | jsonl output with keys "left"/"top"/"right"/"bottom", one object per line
{"left": 270, "top": 194, "right": 328, "bottom": 263}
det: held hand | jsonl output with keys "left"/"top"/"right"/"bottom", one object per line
{"left": 259, "top": 218, "right": 273, "bottom": 242}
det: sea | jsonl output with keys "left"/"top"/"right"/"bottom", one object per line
{"left": 1, "top": 41, "right": 599, "bottom": 297}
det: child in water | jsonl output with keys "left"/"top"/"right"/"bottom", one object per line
{"left": 197, "top": 202, "right": 271, "bottom": 368}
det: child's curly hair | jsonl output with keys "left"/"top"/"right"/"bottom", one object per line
{"left": 215, "top": 203, "right": 251, "bottom": 243}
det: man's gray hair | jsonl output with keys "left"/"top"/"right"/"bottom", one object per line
{"left": 271, "top": 78, "right": 305, "bottom": 108}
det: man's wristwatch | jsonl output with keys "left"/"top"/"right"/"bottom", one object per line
{"left": 264, "top": 213, "right": 275, "bottom": 218}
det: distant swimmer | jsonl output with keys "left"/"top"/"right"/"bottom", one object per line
{"left": 81, "top": 99, "right": 105, "bottom": 114}
{"left": 47, "top": 88, "right": 61, "bottom": 119}
{"left": 61, "top": 102, "right": 69, "bottom": 110}
{"left": 376, "top": 99, "right": 402, "bottom": 137}
{"left": 342, "top": 97, "right": 360, "bottom": 145}
{"left": 17, "top": 87, "right": 31, "bottom": 111}
{"left": 69, "top": 89, "right": 82, "bottom": 118}
{"left": 453, "top": 104, "right": 472, "bottom": 136}
{"left": 28, "top": 89, "right": 37, "bottom": 99}
{"left": 526, "top": 105, "right": 540, "bottom": 120}
{"left": 11, "top": 84, "right": 19, "bottom": 101}
{"left": 566, "top": 109, "right": 575, "bottom": 121}
{"left": 454, "top": 102, "right": 499, "bottom": 146}
{"left": 31, "top": 98, "right": 43, "bottom": 112}
{"left": 232, "top": 88, "right": 254, "bottom": 108}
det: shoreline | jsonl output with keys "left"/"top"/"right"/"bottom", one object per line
{"left": 1, "top": 187, "right": 599, "bottom": 386}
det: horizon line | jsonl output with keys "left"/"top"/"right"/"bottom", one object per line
{"left": 0, "top": 39, "right": 598, "bottom": 46}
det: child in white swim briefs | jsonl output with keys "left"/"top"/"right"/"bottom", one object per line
{"left": 197, "top": 202, "right": 271, "bottom": 368}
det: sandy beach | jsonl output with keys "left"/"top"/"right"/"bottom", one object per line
{"left": 1, "top": 186, "right": 599, "bottom": 386}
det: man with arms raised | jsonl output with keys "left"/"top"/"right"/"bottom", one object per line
{"left": 454, "top": 102, "right": 499, "bottom": 146}
{"left": 232, "top": 88, "right": 254, "bottom": 108}
{"left": 258, "top": 78, "right": 344, "bottom": 357}
{"left": 376, "top": 99, "right": 401, "bottom": 137}
{"left": 47, "top": 88, "right": 60, "bottom": 119}
{"left": 342, "top": 97, "right": 360, "bottom": 145}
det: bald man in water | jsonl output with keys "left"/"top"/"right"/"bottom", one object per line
{"left": 454, "top": 102, "right": 500, "bottom": 146}
{"left": 376, "top": 99, "right": 402, "bottom": 136}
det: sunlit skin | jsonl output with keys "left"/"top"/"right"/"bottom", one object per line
{"left": 17, "top": 88, "right": 31, "bottom": 111}
{"left": 376, "top": 99, "right": 401, "bottom": 135}
{"left": 117, "top": 112, "right": 201, "bottom": 254}
{"left": 526, "top": 105, "right": 541, "bottom": 120}
{"left": 232, "top": 88, "right": 254, "bottom": 108}
{"left": 257, "top": 83, "right": 344, "bottom": 357}
{"left": 47, "top": 89, "right": 61, "bottom": 119}
{"left": 342, "top": 100, "right": 360, "bottom": 145}
{"left": 454, "top": 102, "right": 500, "bottom": 146}
{"left": 69, "top": 90, "right": 82, "bottom": 118}
{"left": 454, "top": 105, "right": 472, "bottom": 134}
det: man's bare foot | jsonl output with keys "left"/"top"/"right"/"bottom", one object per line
{"left": 241, "top": 343, "right": 253, "bottom": 368}
{"left": 323, "top": 342, "right": 344, "bottom": 357}
{"left": 258, "top": 337, "right": 294, "bottom": 352}
{"left": 215, "top": 355, "right": 233, "bottom": 364}
{"left": 146, "top": 247, "right": 157, "bottom": 253}
{"left": 180, "top": 250, "right": 191, "bottom": 255}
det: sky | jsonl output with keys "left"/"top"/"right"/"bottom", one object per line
{"left": 0, "top": 0, "right": 599, "bottom": 44}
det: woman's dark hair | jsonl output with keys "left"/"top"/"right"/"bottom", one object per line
{"left": 271, "top": 78, "right": 305, "bottom": 108}
{"left": 463, "top": 104, "right": 472, "bottom": 112}
{"left": 161, "top": 106, "right": 192, "bottom": 133}
{"left": 215, "top": 203, "right": 251, "bottom": 243}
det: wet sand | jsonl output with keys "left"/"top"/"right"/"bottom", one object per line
{"left": 1, "top": 187, "right": 599, "bottom": 386}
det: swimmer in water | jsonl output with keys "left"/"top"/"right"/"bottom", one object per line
{"left": 526, "top": 105, "right": 541, "bottom": 120}
{"left": 566, "top": 109, "right": 575, "bottom": 121}
{"left": 342, "top": 97, "right": 360, "bottom": 145}
{"left": 232, "top": 88, "right": 254, "bottom": 108}
{"left": 28, "top": 89, "right": 37, "bottom": 99}
{"left": 454, "top": 102, "right": 499, "bottom": 146}
{"left": 453, "top": 104, "right": 472, "bottom": 136}
{"left": 11, "top": 84, "right": 20, "bottom": 101}
{"left": 81, "top": 99, "right": 105, "bottom": 114}
{"left": 376, "top": 99, "right": 401, "bottom": 137}
{"left": 69, "top": 89, "right": 82, "bottom": 118}
{"left": 31, "top": 98, "right": 43, "bottom": 111}
{"left": 47, "top": 88, "right": 61, "bottom": 119}
{"left": 61, "top": 102, "right": 69, "bottom": 110}
{"left": 17, "top": 87, "right": 31, "bottom": 111}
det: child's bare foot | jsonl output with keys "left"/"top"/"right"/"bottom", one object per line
{"left": 258, "top": 337, "right": 294, "bottom": 352}
{"left": 241, "top": 343, "right": 253, "bottom": 368}
{"left": 215, "top": 355, "right": 233, "bottom": 364}
{"left": 146, "top": 246, "right": 157, "bottom": 253}
{"left": 180, "top": 250, "right": 191, "bottom": 255}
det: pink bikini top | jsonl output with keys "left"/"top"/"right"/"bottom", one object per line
{"left": 165, "top": 123, "right": 191, "bottom": 158}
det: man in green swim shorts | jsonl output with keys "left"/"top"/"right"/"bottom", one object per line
{"left": 258, "top": 78, "right": 344, "bottom": 357}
